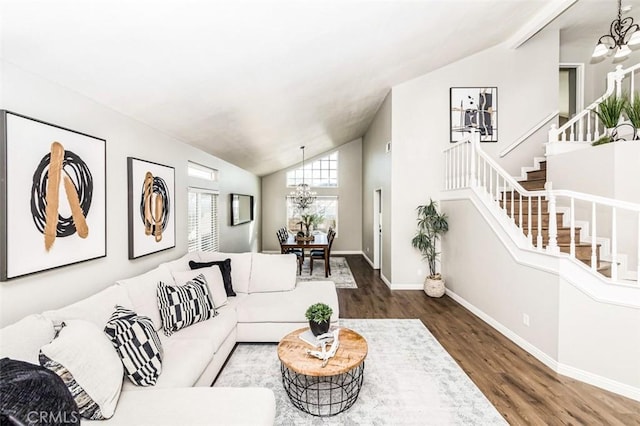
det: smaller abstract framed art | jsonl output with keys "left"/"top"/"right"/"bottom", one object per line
{"left": 127, "top": 157, "right": 176, "bottom": 259}
{"left": 0, "top": 110, "right": 106, "bottom": 280}
{"left": 450, "top": 87, "right": 498, "bottom": 142}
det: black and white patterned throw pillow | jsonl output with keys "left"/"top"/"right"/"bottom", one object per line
{"left": 104, "top": 306, "right": 163, "bottom": 386}
{"left": 157, "top": 274, "right": 217, "bottom": 337}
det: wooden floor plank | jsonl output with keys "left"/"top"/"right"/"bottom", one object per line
{"left": 338, "top": 255, "right": 640, "bottom": 425}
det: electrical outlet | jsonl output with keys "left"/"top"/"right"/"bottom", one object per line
{"left": 366, "top": 247, "right": 370, "bottom": 252}
{"left": 522, "top": 313, "right": 530, "bottom": 327}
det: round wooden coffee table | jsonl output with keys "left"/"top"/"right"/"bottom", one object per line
{"left": 277, "top": 327, "right": 368, "bottom": 417}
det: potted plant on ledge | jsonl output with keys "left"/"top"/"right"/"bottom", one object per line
{"left": 305, "top": 302, "right": 333, "bottom": 336}
{"left": 411, "top": 199, "right": 449, "bottom": 297}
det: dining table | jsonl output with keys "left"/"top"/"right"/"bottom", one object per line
{"left": 280, "top": 233, "right": 330, "bottom": 278}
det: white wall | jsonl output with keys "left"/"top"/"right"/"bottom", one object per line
{"left": 362, "top": 92, "right": 392, "bottom": 280}
{"left": 0, "top": 60, "right": 261, "bottom": 326}
{"left": 558, "top": 279, "right": 640, "bottom": 393}
{"left": 441, "top": 194, "right": 640, "bottom": 399}
{"left": 260, "top": 138, "right": 362, "bottom": 253}
{"left": 442, "top": 199, "right": 560, "bottom": 359}
{"left": 389, "top": 28, "right": 560, "bottom": 287}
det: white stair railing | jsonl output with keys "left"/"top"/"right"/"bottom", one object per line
{"left": 444, "top": 130, "right": 640, "bottom": 285}
{"left": 548, "top": 63, "right": 640, "bottom": 144}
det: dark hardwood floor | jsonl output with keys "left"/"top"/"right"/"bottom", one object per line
{"left": 338, "top": 255, "right": 640, "bottom": 425}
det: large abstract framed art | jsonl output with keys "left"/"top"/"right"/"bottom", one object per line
{"left": 0, "top": 111, "right": 107, "bottom": 280}
{"left": 450, "top": 87, "right": 498, "bottom": 142}
{"left": 127, "top": 157, "right": 175, "bottom": 259}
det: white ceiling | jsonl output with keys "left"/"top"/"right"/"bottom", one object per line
{"left": 0, "top": 0, "right": 615, "bottom": 176}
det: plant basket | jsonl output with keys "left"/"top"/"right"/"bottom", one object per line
{"left": 424, "top": 276, "right": 445, "bottom": 298}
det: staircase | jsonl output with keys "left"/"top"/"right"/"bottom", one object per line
{"left": 501, "top": 161, "right": 611, "bottom": 277}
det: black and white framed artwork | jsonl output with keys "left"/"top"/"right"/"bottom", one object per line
{"left": 450, "top": 87, "right": 498, "bottom": 142}
{"left": 127, "top": 157, "right": 175, "bottom": 259}
{"left": 0, "top": 110, "right": 107, "bottom": 280}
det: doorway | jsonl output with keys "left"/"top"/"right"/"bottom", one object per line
{"left": 373, "top": 189, "right": 382, "bottom": 270}
{"left": 559, "top": 63, "right": 584, "bottom": 127}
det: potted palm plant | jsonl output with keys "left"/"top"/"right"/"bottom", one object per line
{"left": 305, "top": 302, "right": 333, "bottom": 336}
{"left": 594, "top": 94, "right": 627, "bottom": 144}
{"left": 411, "top": 199, "right": 449, "bottom": 297}
{"left": 624, "top": 92, "right": 640, "bottom": 140}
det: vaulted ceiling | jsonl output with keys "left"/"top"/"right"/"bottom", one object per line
{"left": 0, "top": 0, "right": 627, "bottom": 176}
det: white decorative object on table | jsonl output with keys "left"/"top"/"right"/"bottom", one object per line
{"left": 306, "top": 328, "right": 340, "bottom": 367}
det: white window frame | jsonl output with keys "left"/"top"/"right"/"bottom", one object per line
{"left": 188, "top": 161, "right": 218, "bottom": 182}
{"left": 286, "top": 151, "right": 338, "bottom": 188}
{"left": 188, "top": 187, "right": 219, "bottom": 253}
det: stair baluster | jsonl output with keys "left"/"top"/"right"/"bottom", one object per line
{"left": 527, "top": 195, "right": 532, "bottom": 244}
{"left": 537, "top": 196, "right": 543, "bottom": 250}
{"left": 611, "top": 208, "right": 618, "bottom": 281}
{"left": 591, "top": 202, "right": 598, "bottom": 272}
{"left": 570, "top": 198, "right": 576, "bottom": 258}
{"left": 546, "top": 182, "right": 559, "bottom": 253}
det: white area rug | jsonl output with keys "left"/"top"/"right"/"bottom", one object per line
{"left": 297, "top": 257, "right": 357, "bottom": 289}
{"left": 214, "top": 319, "right": 506, "bottom": 425}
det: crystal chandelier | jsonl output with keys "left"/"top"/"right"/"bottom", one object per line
{"left": 290, "top": 146, "right": 316, "bottom": 211}
{"left": 592, "top": 0, "right": 640, "bottom": 60}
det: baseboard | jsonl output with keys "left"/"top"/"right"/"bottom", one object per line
{"left": 361, "top": 252, "right": 376, "bottom": 268}
{"left": 445, "top": 289, "right": 559, "bottom": 372}
{"left": 380, "top": 273, "right": 392, "bottom": 289}
{"left": 557, "top": 363, "right": 640, "bottom": 402}
{"left": 332, "top": 250, "right": 364, "bottom": 255}
{"left": 446, "top": 288, "right": 640, "bottom": 402}
{"left": 389, "top": 283, "right": 423, "bottom": 290}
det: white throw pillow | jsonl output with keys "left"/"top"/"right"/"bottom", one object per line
{"left": 42, "top": 285, "right": 133, "bottom": 329}
{"left": 173, "top": 268, "right": 228, "bottom": 308}
{"left": 117, "top": 266, "right": 175, "bottom": 331}
{"left": 39, "top": 320, "right": 123, "bottom": 420}
{"left": 0, "top": 314, "right": 55, "bottom": 365}
{"left": 249, "top": 253, "right": 297, "bottom": 293}
{"left": 197, "top": 252, "right": 252, "bottom": 293}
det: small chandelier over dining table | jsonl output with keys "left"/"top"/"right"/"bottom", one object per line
{"left": 592, "top": 0, "right": 640, "bottom": 60}
{"left": 290, "top": 146, "right": 316, "bottom": 210}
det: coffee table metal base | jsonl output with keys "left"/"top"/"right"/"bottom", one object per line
{"left": 280, "top": 362, "right": 365, "bottom": 417}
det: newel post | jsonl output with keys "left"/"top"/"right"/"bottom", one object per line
{"left": 548, "top": 123, "right": 557, "bottom": 143}
{"left": 612, "top": 64, "right": 624, "bottom": 98}
{"left": 545, "top": 181, "right": 560, "bottom": 254}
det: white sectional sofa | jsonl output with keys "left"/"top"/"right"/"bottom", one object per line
{"left": 0, "top": 251, "right": 340, "bottom": 425}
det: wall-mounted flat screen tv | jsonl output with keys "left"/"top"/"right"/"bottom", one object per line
{"left": 230, "top": 193, "right": 254, "bottom": 226}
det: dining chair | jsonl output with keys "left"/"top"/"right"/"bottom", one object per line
{"left": 309, "top": 228, "right": 335, "bottom": 276}
{"left": 277, "top": 228, "right": 304, "bottom": 275}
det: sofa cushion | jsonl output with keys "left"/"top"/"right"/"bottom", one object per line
{"left": 0, "top": 314, "right": 55, "bottom": 365}
{"left": 42, "top": 285, "right": 133, "bottom": 329}
{"left": 157, "top": 278, "right": 216, "bottom": 337}
{"left": 117, "top": 266, "right": 174, "bottom": 331}
{"left": 167, "top": 306, "right": 236, "bottom": 353}
{"left": 248, "top": 253, "right": 297, "bottom": 293}
{"left": 83, "top": 387, "right": 276, "bottom": 425}
{"left": 104, "top": 306, "right": 163, "bottom": 387}
{"left": 197, "top": 252, "right": 252, "bottom": 294}
{"left": 236, "top": 281, "right": 339, "bottom": 323}
{"left": 39, "top": 320, "right": 123, "bottom": 420}
{"left": 122, "top": 337, "right": 215, "bottom": 390}
{"left": 174, "top": 268, "right": 228, "bottom": 308}
{"left": 0, "top": 358, "right": 80, "bottom": 426}
{"left": 188, "top": 259, "right": 235, "bottom": 297}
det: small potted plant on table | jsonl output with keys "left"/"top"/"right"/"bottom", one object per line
{"left": 305, "top": 302, "right": 333, "bottom": 336}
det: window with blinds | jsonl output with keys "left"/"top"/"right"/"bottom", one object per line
{"left": 188, "top": 188, "right": 219, "bottom": 252}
